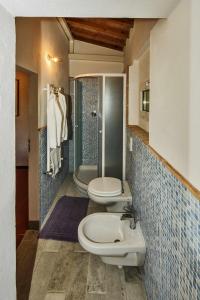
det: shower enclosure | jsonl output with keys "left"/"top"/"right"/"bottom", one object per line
{"left": 73, "top": 74, "right": 126, "bottom": 192}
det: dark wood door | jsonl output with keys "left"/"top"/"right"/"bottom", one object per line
{"left": 16, "top": 70, "right": 29, "bottom": 247}
{"left": 16, "top": 166, "right": 29, "bottom": 247}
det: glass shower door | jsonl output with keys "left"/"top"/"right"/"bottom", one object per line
{"left": 104, "top": 76, "right": 124, "bottom": 180}
{"left": 74, "top": 76, "right": 100, "bottom": 187}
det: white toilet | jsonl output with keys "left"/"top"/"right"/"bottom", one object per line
{"left": 78, "top": 212, "right": 146, "bottom": 267}
{"left": 88, "top": 177, "right": 132, "bottom": 212}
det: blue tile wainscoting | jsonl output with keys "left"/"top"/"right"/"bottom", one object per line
{"left": 39, "top": 127, "right": 69, "bottom": 224}
{"left": 126, "top": 128, "right": 200, "bottom": 300}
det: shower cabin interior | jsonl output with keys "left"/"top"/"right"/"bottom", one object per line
{"left": 73, "top": 74, "right": 126, "bottom": 192}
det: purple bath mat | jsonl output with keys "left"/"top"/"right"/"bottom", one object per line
{"left": 39, "top": 196, "right": 89, "bottom": 242}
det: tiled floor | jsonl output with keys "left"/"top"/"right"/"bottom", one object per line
{"left": 17, "top": 230, "right": 38, "bottom": 300}
{"left": 28, "top": 175, "right": 147, "bottom": 300}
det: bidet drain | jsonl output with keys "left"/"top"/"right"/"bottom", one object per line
{"left": 114, "top": 239, "right": 120, "bottom": 243}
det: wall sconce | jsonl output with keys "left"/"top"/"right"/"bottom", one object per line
{"left": 47, "top": 54, "right": 62, "bottom": 63}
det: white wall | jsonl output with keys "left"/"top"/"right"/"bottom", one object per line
{"left": 70, "top": 60, "right": 123, "bottom": 77}
{"left": 16, "top": 18, "right": 41, "bottom": 74}
{"left": 16, "top": 18, "right": 69, "bottom": 128}
{"left": 189, "top": 0, "right": 200, "bottom": 189}
{"left": 124, "top": 19, "right": 157, "bottom": 68}
{"left": 128, "top": 62, "right": 139, "bottom": 125}
{"left": 150, "top": 0, "right": 200, "bottom": 189}
{"left": 40, "top": 18, "right": 69, "bottom": 127}
{"left": 138, "top": 48, "right": 150, "bottom": 131}
{"left": 16, "top": 18, "right": 69, "bottom": 220}
{"left": 73, "top": 40, "right": 123, "bottom": 56}
{"left": 124, "top": 19, "right": 156, "bottom": 130}
{"left": 0, "top": 4, "right": 16, "bottom": 300}
{"left": 0, "top": 0, "right": 180, "bottom": 18}
{"left": 70, "top": 40, "right": 124, "bottom": 77}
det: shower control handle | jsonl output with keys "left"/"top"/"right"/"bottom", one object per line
{"left": 99, "top": 130, "right": 102, "bottom": 134}
{"left": 91, "top": 110, "right": 97, "bottom": 117}
{"left": 75, "top": 125, "right": 78, "bottom": 128}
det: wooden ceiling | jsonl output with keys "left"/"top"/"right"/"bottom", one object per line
{"left": 65, "top": 18, "right": 134, "bottom": 51}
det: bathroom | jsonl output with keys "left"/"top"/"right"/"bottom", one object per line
{"left": 0, "top": 1, "right": 200, "bottom": 300}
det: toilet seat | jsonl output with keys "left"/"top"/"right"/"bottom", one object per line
{"left": 88, "top": 177, "right": 121, "bottom": 197}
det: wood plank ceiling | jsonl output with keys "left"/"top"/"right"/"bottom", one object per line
{"left": 65, "top": 18, "right": 134, "bottom": 51}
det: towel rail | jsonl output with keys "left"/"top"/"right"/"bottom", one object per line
{"left": 43, "top": 84, "right": 65, "bottom": 96}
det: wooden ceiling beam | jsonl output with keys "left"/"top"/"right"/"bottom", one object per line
{"left": 67, "top": 17, "right": 134, "bottom": 26}
{"left": 68, "top": 25, "right": 125, "bottom": 45}
{"left": 66, "top": 18, "right": 134, "bottom": 33}
{"left": 65, "top": 18, "right": 134, "bottom": 51}
{"left": 72, "top": 33, "right": 123, "bottom": 51}
{"left": 67, "top": 19, "right": 129, "bottom": 40}
{"left": 72, "top": 30, "right": 124, "bottom": 48}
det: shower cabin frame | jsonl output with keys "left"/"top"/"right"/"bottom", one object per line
{"left": 73, "top": 73, "right": 126, "bottom": 190}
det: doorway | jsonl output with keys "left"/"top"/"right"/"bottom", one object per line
{"left": 15, "top": 70, "right": 29, "bottom": 246}
{"left": 15, "top": 68, "right": 39, "bottom": 247}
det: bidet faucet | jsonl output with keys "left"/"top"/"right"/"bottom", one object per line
{"left": 121, "top": 204, "right": 138, "bottom": 229}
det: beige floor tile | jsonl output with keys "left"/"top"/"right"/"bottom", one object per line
{"left": 87, "top": 255, "right": 106, "bottom": 294}
{"left": 73, "top": 242, "right": 87, "bottom": 253}
{"left": 105, "top": 265, "right": 127, "bottom": 300}
{"left": 87, "top": 207, "right": 104, "bottom": 215}
{"left": 48, "top": 250, "right": 89, "bottom": 293}
{"left": 124, "top": 266, "right": 143, "bottom": 283}
{"left": 124, "top": 267, "right": 146, "bottom": 300}
{"left": 33, "top": 239, "right": 46, "bottom": 270}
{"left": 44, "top": 292, "right": 66, "bottom": 300}
{"left": 33, "top": 238, "right": 63, "bottom": 272}
{"left": 64, "top": 252, "right": 89, "bottom": 300}
{"left": 87, "top": 201, "right": 105, "bottom": 215}
{"left": 59, "top": 240, "right": 76, "bottom": 252}
{"left": 17, "top": 231, "right": 38, "bottom": 300}
{"left": 22, "top": 230, "right": 38, "bottom": 241}
{"left": 29, "top": 252, "right": 57, "bottom": 300}
{"left": 43, "top": 240, "right": 63, "bottom": 252}
{"left": 126, "top": 283, "right": 147, "bottom": 300}
{"left": 85, "top": 294, "right": 106, "bottom": 300}
{"left": 65, "top": 176, "right": 84, "bottom": 197}
{"left": 87, "top": 201, "right": 101, "bottom": 209}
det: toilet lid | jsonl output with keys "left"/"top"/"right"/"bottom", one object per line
{"left": 88, "top": 177, "right": 122, "bottom": 197}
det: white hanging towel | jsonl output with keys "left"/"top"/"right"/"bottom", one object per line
{"left": 47, "top": 91, "right": 57, "bottom": 173}
{"left": 47, "top": 92, "right": 57, "bottom": 149}
{"left": 58, "top": 92, "right": 68, "bottom": 141}
{"left": 47, "top": 89, "right": 63, "bottom": 174}
{"left": 54, "top": 96, "right": 63, "bottom": 147}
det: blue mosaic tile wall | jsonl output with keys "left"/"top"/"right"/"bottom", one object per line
{"left": 126, "top": 128, "right": 200, "bottom": 300}
{"left": 69, "top": 77, "right": 99, "bottom": 171}
{"left": 69, "top": 78, "right": 74, "bottom": 172}
{"left": 39, "top": 128, "right": 69, "bottom": 224}
{"left": 80, "top": 77, "right": 98, "bottom": 165}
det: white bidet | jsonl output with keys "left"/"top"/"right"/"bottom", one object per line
{"left": 78, "top": 212, "right": 146, "bottom": 266}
